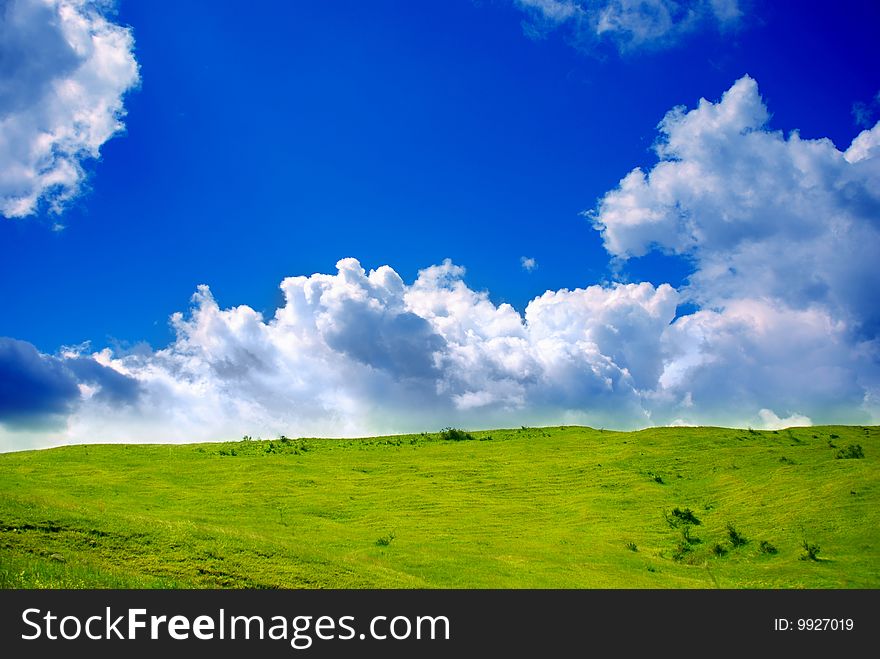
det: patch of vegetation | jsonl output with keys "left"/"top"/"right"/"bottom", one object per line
{"left": 712, "top": 543, "right": 727, "bottom": 557}
{"left": 664, "top": 507, "right": 701, "bottom": 528}
{"left": 727, "top": 523, "right": 748, "bottom": 548}
{"left": 375, "top": 532, "right": 396, "bottom": 547}
{"left": 625, "top": 541, "right": 638, "bottom": 552}
{"left": 800, "top": 539, "right": 821, "bottom": 561}
{"left": 759, "top": 541, "right": 778, "bottom": 555}
{"left": 836, "top": 444, "right": 864, "bottom": 459}
{"left": 0, "top": 424, "right": 877, "bottom": 588}
{"left": 439, "top": 427, "right": 475, "bottom": 442}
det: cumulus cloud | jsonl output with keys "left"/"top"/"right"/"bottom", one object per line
{"left": 521, "top": 256, "right": 538, "bottom": 271}
{"left": 3, "top": 75, "right": 878, "bottom": 451}
{"left": 758, "top": 408, "right": 812, "bottom": 431}
{"left": 593, "top": 75, "right": 880, "bottom": 427}
{"left": 657, "top": 300, "right": 875, "bottom": 428}
{"left": 513, "top": 0, "right": 740, "bottom": 51}
{"left": 0, "top": 259, "right": 683, "bottom": 450}
{"left": 592, "top": 75, "right": 880, "bottom": 337}
{"left": 0, "top": 337, "right": 140, "bottom": 432}
{"left": 0, "top": 0, "right": 139, "bottom": 219}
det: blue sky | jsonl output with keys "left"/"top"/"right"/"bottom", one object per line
{"left": 1, "top": 0, "right": 879, "bottom": 449}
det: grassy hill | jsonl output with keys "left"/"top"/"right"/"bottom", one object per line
{"left": 1, "top": 425, "right": 877, "bottom": 588}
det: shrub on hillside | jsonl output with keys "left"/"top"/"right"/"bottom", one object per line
{"left": 439, "top": 427, "right": 475, "bottom": 442}
{"left": 664, "top": 507, "right": 701, "bottom": 528}
{"left": 800, "top": 539, "right": 821, "bottom": 561}
{"left": 726, "top": 522, "right": 747, "bottom": 548}
{"left": 375, "top": 532, "right": 396, "bottom": 547}
{"left": 836, "top": 444, "right": 864, "bottom": 459}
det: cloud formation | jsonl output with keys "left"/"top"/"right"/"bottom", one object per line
{"left": 2, "top": 75, "right": 877, "bottom": 451}
{"left": 0, "top": 0, "right": 139, "bottom": 219}
{"left": 592, "top": 75, "right": 880, "bottom": 335}
{"left": 0, "top": 337, "right": 140, "bottom": 431}
{"left": 0, "top": 260, "right": 682, "bottom": 450}
{"left": 593, "top": 75, "right": 880, "bottom": 427}
{"left": 513, "top": 0, "right": 740, "bottom": 51}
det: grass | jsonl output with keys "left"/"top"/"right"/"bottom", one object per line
{"left": 0, "top": 425, "right": 878, "bottom": 588}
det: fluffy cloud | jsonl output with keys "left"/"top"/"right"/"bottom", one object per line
{"left": 758, "top": 409, "right": 812, "bottom": 431}
{"left": 592, "top": 76, "right": 880, "bottom": 337}
{"left": 593, "top": 75, "right": 880, "bottom": 427}
{"left": 3, "top": 75, "right": 878, "bottom": 451}
{"left": 657, "top": 300, "right": 875, "bottom": 428}
{"left": 0, "top": 260, "right": 681, "bottom": 450}
{"left": 513, "top": 0, "right": 740, "bottom": 51}
{"left": 0, "top": 0, "right": 139, "bottom": 219}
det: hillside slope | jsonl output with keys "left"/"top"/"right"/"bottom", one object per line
{"left": 1, "top": 425, "right": 877, "bottom": 588}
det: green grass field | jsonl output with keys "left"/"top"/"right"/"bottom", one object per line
{"left": 1, "top": 425, "right": 877, "bottom": 588}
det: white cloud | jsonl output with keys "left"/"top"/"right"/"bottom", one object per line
{"left": 656, "top": 299, "right": 875, "bottom": 428}
{"left": 513, "top": 0, "right": 740, "bottom": 51}
{"left": 758, "top": 408, "right": 812, "bottom": 431}
{"left": 0, "top": 259, "right": 682, "bottom": 449}
{"left": 3, "top": 74, "right": 879, "bottom": 451}
{"left": 0, "top": 0, "right": 139, "bottom": 218}
{"left": 593, "top": 75, "right": 880, "bottom": 338}
{"left": 592, "top": 75, "right": 880, "bottom": 428}
{"left": 521, "top": 256, "right": 538, "bottom": 271}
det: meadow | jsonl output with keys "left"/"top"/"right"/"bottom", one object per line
{"left": 0, "top": 425, "right": 877, "bottom": 588}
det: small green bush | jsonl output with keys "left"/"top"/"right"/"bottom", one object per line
{"left": 712, "top": 543, "right": 727, "bottom": 557}
{"left": 759, "top": 540, "right": 778, "bottom": 555}
{"left": 375, "top": 532, "right": 396, "bottom": 547}
{"left": 836, "top": 444, "right": 864, "bottom": 459}
{"left": 727, "top": 522, "right": 747, "bottom": 547}
{"left": 439, "top": 427, "right": 475, "bottom": 442}
{"left": 625, "top": 541, "right": 638, "bottom": 552}
{"left": 800, "top": 539, "right": 821, "bottom": 561}
{"left": 665, "top": 507, "right": 701, "bottom": 528}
